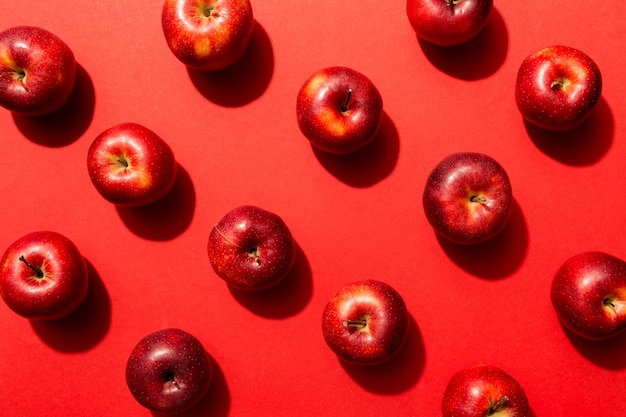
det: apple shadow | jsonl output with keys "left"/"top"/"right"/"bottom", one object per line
{"left": 524, "top": 97, "right": 614, "bottom": 166}
{"left": 311, "top": 112, "right": 400, "bottom": 188}
{"left": 12, "top": 63, "right": 96, "bottom": 147}
{"left": 562, "top": 325, "right": 626, "bottom": 370}
{"left": 227, "top": 243, "right": 313, "bottom": 318}
{"left": 417, "top": 8, "right": 508, "bottom": 81}
{"left": 116, "top": 163, "right": 196, "bottom": 241}
{"left": 29, "top": 260, "right": 111, "bottom": 352}
{"left": 338, "top": 314, "right": 425, "bottom": 394}
{"left": 151, "top": 352, "right": 231, "bottom": 417}
{"left": 436, "top": 199, "right": 528, "bottom": 280}
{"left": 187, "top": 21, "right": 274, "bottom": 107}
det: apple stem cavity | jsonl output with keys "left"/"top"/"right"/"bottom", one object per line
{"left": 247, "top": 246, "right": 261, "bottom": 264}
{"left": 470, "top": 195, "right": 487, "bottom": 204}
{"left": 202, "top": 4, "right": 216, "bottom": 17}
{"left": 18, "top": 255, "right": 44, "bottom": 278}
{"left": 340, "top": 89, "right": 353, "bottom": 113}
{"left": 488, "top": 396, "right": 509, "bottom": 415}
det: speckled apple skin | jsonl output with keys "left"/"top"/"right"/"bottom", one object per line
{"left": 125, "top": 328, "right": 212, "bottom": 414}
{"left": 515, "top": 45, "right": 602, "bottom": 131}
{"left": 321, "top": 280, "right": 409, "bottom": 365}
{"left": 422, "top": 152, "right": 512, "bottom": 245}
{"left": 0, "top": 26, "right": 76, "bottom": 115}
{"left": 87, "top": 123, "right": 177, "bottom": 207}
{"left": 296, "top": 66, "right": 383, "bottom": 155}
{"left": 0, "top": 231, "right": 88, "bottom": 320}
{"left": 207, "top": 205, "right": 296, "bottom": 291}
{"left": 442, "top": 365, "right": 529, "bottom": 417}
{"left": 551, "top": 251, "right": 626, "bottom": 340}
{"left": 406, "top": 0, "right": 493, "bottom": 46}
{"left": 162, "top": 0, "right": 254, "bottom": 70}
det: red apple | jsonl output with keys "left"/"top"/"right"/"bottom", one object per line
{"left": 406, "top": 0, "right": 493, "bottom": 47}
{"left": 515, "top": 45, "right": 602, "bottom": 131}
{"left": 442, "top": 365, "right": 529, "bottom": 417}
{"left": 207, "top": 205, "right": 296, "bottom": 291}
{"left": 0, "top": 231, "right": 88, "bottom": 320}
{"left": 422, "top": 152, "right": 512, "bottom": 245}
{"left": 296, "top": 66, "right": 383, "bottom": 155}
{"left": 161, "top": 0, "right": 254, "bottom": 70}
{"left": 125, "top": 328, "right": 212, "bottom": 414}
{"left": 321, "top": 279, "right": 409, "bottom": 365}
{"left": 0, "top": 25, "right": 76, "bottom": 115}
{"left": 551, "top": 251, "right": 626, "bottom": 340}
{"left": 87, "top": 123, "right": 177, "bottom": 207}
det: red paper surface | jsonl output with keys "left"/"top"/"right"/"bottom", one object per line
{"left": 1, "top": 1, "right": 625, "bottom": 416}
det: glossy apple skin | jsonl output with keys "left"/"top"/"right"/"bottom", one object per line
{"left": 87, "top": 123, "right": 177, "bottom": 207}
{"left": 406, "top": 0, "right": 493, "bottom": 46}
{"left": 125, "top": 328, "right": 212, "bottom": 414}
{"left": 442, "top": 365, "right": 529, "bottom": 417}
{"left": 551, "top": 251, "right": 626, "bottom": 340}
{"left": 321, "top": 280, "right": 409, "bottom": 365}
{"left": 0, "top": 26, "right": 76, "bottom": 115}
{"left": 422, "top": 152, "right": 512, "bottom": 245}
{"left": 207, "top": 205, "right": 296, "bottom": 291}
{"left": 0, "top": 231, "right": 88, "bottom": 320}
{"left": 296, "top": 66, "right": 383, "bottom": 155}
{"left": 515, "top": 45, "right": 602, "bottom": 131}
{"left": 162, "top": 0, "right": 254, "bottom": 70}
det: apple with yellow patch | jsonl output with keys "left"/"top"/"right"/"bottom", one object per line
{"left": 87, "top": 123, "right": 177, "bottom": 207}
{"left": 422, "top": 152, "right": 513, "bottom": 245}
{"left": 296, "top": 66, "right": 383, "bottom": 155}
{"left": 321, "top": 280, "right": 409, "bottom": 365}
{"left": 161, "top": 0, "right": 254, "bottom": 70}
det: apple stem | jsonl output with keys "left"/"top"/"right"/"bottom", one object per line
{"left": 343, "top": 319, "right": 368, "bottom": 329}
{"left": 604, "top": 296, "right": 616, "bottom": 309}
{"left": 488, "top": 396, "right": 509, "bottom": 415}
{"left": 18, "top": 255, "right": 44, "bottom": 278}
{"left": 341, "top": 89, "right": 353, "bottom": 113}
{"left": 202, "top": 5, "right": 215, "bottom": 17}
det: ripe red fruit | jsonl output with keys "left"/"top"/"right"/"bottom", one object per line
{"left": 515, "top": 45, "right": 602, "bottom": 131}
{"left": 551, "top": 251, "right": 626, "bottom": 340}
{"left": 0, "top": 231, "right": 88, "bottom": 320}
{"left": 321, "top": 279, "right": 409, "bottom": 365}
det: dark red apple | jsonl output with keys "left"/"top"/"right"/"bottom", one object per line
{"left": 0, "top": 231, "right": 88, "bottom": 320}
{"left": 87, "top": 122, "right": 177, "bottom": 207}
{"left": 442, "top": 365, "right": 529, "bottom": 417}
{"left": 207, "top": 205, "right": 296, "bottom": 291}
{"left": 125, "top": 328, "right": 212, "bottom": 414}
{"left": 406, "top": 0, "right": 493, "bottom": 47}
{"left": 422, "top": 152, "right": 512, "bottom": 245}
{"left": 0, "top": 25, "right": 76, "bottom": 115}
{"left": 296, "top": 66, "right": 383, "bottom": 155}
{"left": 161, "top": 0, "right": 254, "bottom": 70}
{"left": 551, "top": 251, "right": 626, "bottom": 340}
{"left": 515, "top": 45, "right": 602, "bottom": 131}
{"left": 321, "top": 279, "right": 409, "bottom": 365}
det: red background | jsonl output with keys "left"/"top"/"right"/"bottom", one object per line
{"left": 1, "top": 1, "right": 625, "bottom": 416}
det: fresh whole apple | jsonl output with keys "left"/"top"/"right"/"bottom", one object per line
{"left": 551, "top": 251, "right": 626, "bottom": 340}
{"left": 87, "top": 122, "right": 177, "bottom": 207}
{"left": 321, "top": 279, "right": 409, "bottom": 365}
{"left": 406, "top": 0, "right": 493, "bottom": 47}
{"left": 207, "top": 205, "right": 296, "bottom": 291}
{"left": 0, "top": 231, "right": 88, "bottom": 320}
{"left": 125, "top": 328, "right": 212, "bottom": 414}
{"left": 161, "top": 0, "right": 254, "bottom": 70}
{"left": 422, "top": 152, "right": 512, "bottom": 245}
{"left": 0, "top": 25, "right": 76, "bottom": 115}
{"left": 296, "top": 66, "right": 383, "bottom": 155}
{"left": 442, "top": 365, "right": 529, "bottom": 417}
{"left": 515, "top": 45, "right": 602, "bottom": 131}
